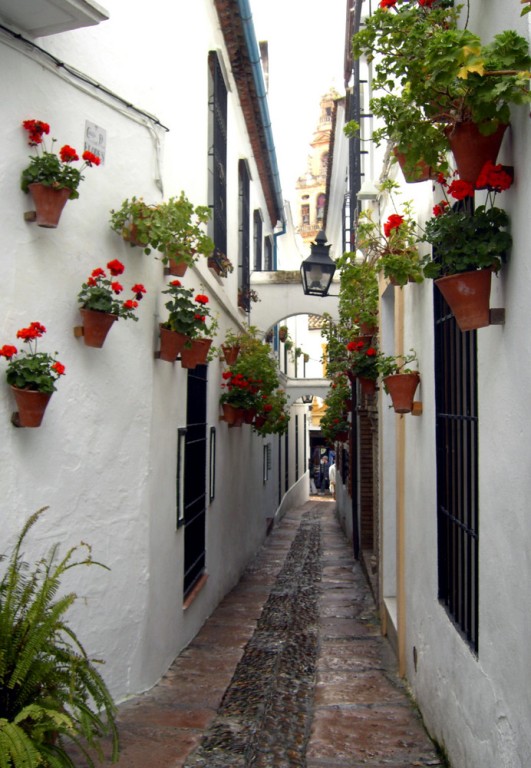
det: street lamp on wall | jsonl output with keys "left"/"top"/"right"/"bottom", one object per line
{"left": 300, "top": 230, "right": 336, "bottom": 297}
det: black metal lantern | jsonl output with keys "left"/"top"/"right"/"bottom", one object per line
{"left": 300, "top": 230, "right": 335, "bottom": 297}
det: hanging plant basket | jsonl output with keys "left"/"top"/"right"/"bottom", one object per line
{"left": 393, "top": 148, "right": 436, "bottom": 184}
{"left": 445, "top": 122, "right": 508, "bottom": 186}
{"left": 383, "top": 372, "right": 420, "bottom": 414}
{"left": 358, "top": 376, "right": 377, "bottom": 396}
{"left": 435, "top": 269, "right": 493, "bottom": 332}
{"left": 28, "top": 183, "right": 71, "bottom": 228}
{"left": 166, "top": 257, "right": 188, "bottom": 277}
{"left": 180, "top": 338, "right": 212, "bottom": 369}
{"left": 10, "top": 387, "right": 52, "bottom": 427}
{"left": 158, "top": 326, "right": 190, "bottom": 362}
{"left": 221, "top": 344, "right": 240, "bottom": 365}
{"left": 79, "top": 309, "right": 117, "bottom": 348}
{"left": 221, "top": 403, "right": 244, "bottom": 426}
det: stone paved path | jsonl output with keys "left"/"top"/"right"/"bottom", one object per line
{"left": 77, "top": 498, "right": 445, "bottom": 767}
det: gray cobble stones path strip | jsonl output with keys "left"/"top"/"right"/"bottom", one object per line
{"left": 183, "top": 507, "right": 323, "bottom": 768}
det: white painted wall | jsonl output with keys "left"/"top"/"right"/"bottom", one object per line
{"left": 0, "top": 0, "right": 294, "bottom": 702}
{"left": 331, "top": 1, "right": 531, "bottom": 764}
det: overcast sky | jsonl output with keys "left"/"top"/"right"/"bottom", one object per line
{"left": 250, "top": 0, "right": 346, "bottom": 205}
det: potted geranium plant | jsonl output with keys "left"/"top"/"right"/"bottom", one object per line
{"left": 345, "top": 338, "right": 381, "bottom": 395}
{"left": 252, "top": 388, "right": 290, "bottom": 436}
{"left": 0, "top": 322, "right": 65, "bottom": 427}
{"left": 350, "top": 3, "right": 531, "bottom": 183}
{"left": 159, "top": 281, "right": 217, "bottom": 367}
{"left": 422, "top": 164, "right": 513, "bottom": 330}
{"left": 377, "top": 350, "right": 420, "bottom": 413}
{"left": 20, "top": 119, "right": 100, "bottom": 227}
{"left": 355, "top": 181, "right": 424, "bottom": 286}
{"left": 76, "top": 259, "right": 147, "bottom": 347}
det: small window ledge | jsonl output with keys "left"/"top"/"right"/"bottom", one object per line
{"left": 0, "top": 0, "right": 109, "bottom": 38}
{"left": 183, "top": 573, "right": 209, "bottom": 610}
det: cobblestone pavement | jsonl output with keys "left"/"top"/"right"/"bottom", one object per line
{"left": 80, "top": 498, "right": 445, "bottom": 767}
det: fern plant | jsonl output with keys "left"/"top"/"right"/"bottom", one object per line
{"left": 0, "top": 508, "right": 119, "bottom": 768}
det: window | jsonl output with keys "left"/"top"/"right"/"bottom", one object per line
{"left": 238, "top": 160, "right": 251, "bottom": 310}
{"left": 320, "top": 152, "right": 329, "bottom": 175}
{"left": 208, "top": 52, "right": 227, "bottom": 255}
{"left": 316, "top": 193, "right": 326, "bottom": 223}
{"left": 253, "top": 209, "right": 263, "bottom": 271}
{"left": 301, "top": 204, "right": 310, "bottom": 225}
{"left": 434, "top": 286, "right": 479, "bottom": 652}
{"left": 264, "top": 236, "right": 273, "bottom": 270}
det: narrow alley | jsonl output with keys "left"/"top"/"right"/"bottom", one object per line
{"left": 82, "top": 498, "right": 444, "bottom": 768}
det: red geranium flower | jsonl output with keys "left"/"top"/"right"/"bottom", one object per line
{"left": 29, "top": 322, "right": 46, "bottom": 337}
{"left": 107, "top": 259, "right": 125, "bottom": 276}
{"left": 195, "top": 294, "right": 209, "bottom": 305}
{"left": 222, "top": 371, "right": 232, "bottom": 380}
{"left": 123, "top": 300, "right": 138, "bottom": 310}
{"left": 0, "top": 344, "right": 17, "bottom": 359}
{"left": 383, "top": 214, "right": 404, "bottom": 237}
{"left": 59, "top": 145, "right": 79, "bottom": 163}
{"left": 433, "top": 201, "right": 449, "bottom": 217}
{"left": 132, "top": 284, "right": 146, "bottom": 300}
{"left": 22, "top": 119, "right": 50, "bottom": 145}
{"left": 379, "top": 0, "right": 397, "bottom": 7}
{"left": 436, "top": 173, "right": 447, "bottom": 187}
{"left": 91, "top": 267, "right": 106, "bottom": 278}
{"left": 263, "top": 404, "right": 273, "bottom": 412}
{"left": 194, "top": 313, "right": 206, "bottom": 322}
{"left": 366, "top": 347, "right": 377, "bottom": 357}
{"left": 346, "top": 341, "right": 357, "bottom": 351}
{"left": 170, "top": 280, "right": 181, "bottom": 287}
{"left": 447, "top": 179, "right": 474, "bottom": 200}
{"left": 52, "top": 361, "right": 66, "bottom": 376}
{"left": 111, "top": 282, "right": 123, "bottom": 294}
{"left": 82, "top": 150, "right": 101, "bottom": 166}
{"left": 418, "top": 0, "right": 435, "bottom": 6}
{"left": 475, "top": 161, "right": 513, "bottom": 192}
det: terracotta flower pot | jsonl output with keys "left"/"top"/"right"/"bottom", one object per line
{"left": 253, "top": 415, "right": 266, "bottom": 429}
{"left": 28, "top": 183, "right": 71, "bottom": 228}
{"left": 221, "top": 403, "right": 244, "bottom": 426}
{"left": 393, "top": 148, "right": 436, "bottom": 184}
{"left": 358, "top": 376, "right": 377, "bottom": 396}
{"left": 435, "top": 269, "right": 492, "bottom": 332}
{"left": 159, "top": 326, "right": 190, "bottom": 362}
{"left": 243, "top": 407, "right": 257, "bottom": 424}
{"left": 167, "top": 257, "right": 188, "bottom": 277}
{"left": 446, "top": 122, "right": 508, "bottom": 186}
{"left": 383, "top": 372, "right": 420, "bottom": 414}
{"left": 11, "top": 386, "right": 52, "bottom": 427}
{"left": 335, "top": 431, "right": 349, "bottom": 442}
{"left": 221, "top": 344, "right": 240, "bottom": 365}
{"left": 180, "top": 338, "right": 212, "bottom": 369}
{"left": 80, "top": 308, "right": 118, "bottom": 348}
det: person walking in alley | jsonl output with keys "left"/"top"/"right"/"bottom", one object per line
{"left": 328, "top": 460, "right": 336, "bottom": 498}
{"left": 319, "top": 454, "right": 329, "bottom": 494}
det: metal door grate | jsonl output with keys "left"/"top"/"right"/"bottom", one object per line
{"left": 434, "top": 287, "right": 479, "bottom": 652}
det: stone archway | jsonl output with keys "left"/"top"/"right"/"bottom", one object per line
{"left": 248, "top": 271, "right": 339, "bottom": 333}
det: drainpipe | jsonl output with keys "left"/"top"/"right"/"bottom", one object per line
{"left": 237, "top": 0, "right": 286, "bottom": 254}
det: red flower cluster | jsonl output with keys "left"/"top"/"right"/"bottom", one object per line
{"left": 52, "top": 361, "right": 66, "bottom": 376}
{"left": 195, "top": 294, "right": 209, "bottom": 305}
{"left": 81, "top": 150, "right": 101, "bottom": 167}
{"left": 16, "top": 321, "right": 47, "bottom": 342}
{"left": 107, "top": 259, "right": 125, "bottom": 276}
{"left": 383, "top": 214, "right": 405, "bottom": 237}
{"left": 0, "top": 344, "right": 18, "bottom": 359}
{"left": 447, "top": 179, "right": 474, "bottom": 200}
{"left": 433, "top": 200, "right": 449, "bottom": 217}
{"left": 22, "top": 119, "right": 50, "bottom": 145}
{"left": 123, "top": 300, "right": 138, "bottom": 310}
{"left": 59, "top": 145, "right": 79, "bottom": 163}
{"left": 379, "top": 0, "right": 397, "bottom": 7}
{"left": 132, "top": 283, "right": 147, "bottom": 300}
{"left": 418, "top": 0, "right": 436, "bottom": 6}
{"left": 170, "top": 280, "right": 181, "bottom": 287}
{"left": 475, "top": 161, "right": 513, "bottom": 192}
{"left": 346, "top": 340, "right": 365, "bottom": 352}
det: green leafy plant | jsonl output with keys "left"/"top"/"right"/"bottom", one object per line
{"left": 422, "top": 163, "right": 513, "bottom": 277}
{"left": 20, "top": 120, "right": 100, "bottom": 200}
{"left": 320, "top": 373, "right": 351, "bottom": 443}
{"left": 0, "top": 508, "right": 119, "bottom": 768}
{"left": 345, "top": 338, "right": 381, "bottom": 380}
{"left": 109, "top": 197, "right": 157, "bottom": 251}
{"left": 377, "top": 349, "right": 418, "bottom": 377}
{"left": 253, "top": 388, "right": 291, "bottom": 436}
{"left": 110, "top": 193, "right": 214, "bottom": 266}
{"left": 161, "top": 280, "right": 217, "bottom": 338}
{"left": 334, "top": 257, "right": 379, "bottom": 330}
{"left": 355, "top": 181, "right": 424, "bottom": 285}
{"left": 78, "top": 260, "right": 147, "bottom": 321}
{"left": 0, "top": 323, "right": 65, "bottom": 393}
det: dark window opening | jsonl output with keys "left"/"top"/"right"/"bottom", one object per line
{"left": 238, "top": 159, "right": 251, "bottom": 311}
{"left": 434, "top": 285, "right": 479, "bottom": 652}
{"left": 208, "top": 52, "right": 227, "bottom": 255}
{"left": 253, "top": 209, "right": 263, "bottom": 271}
